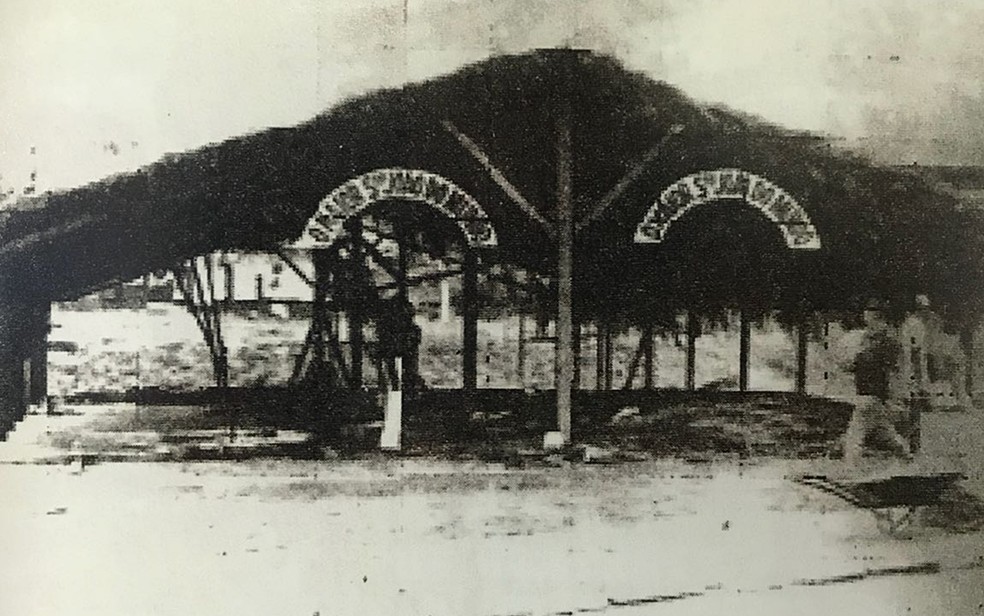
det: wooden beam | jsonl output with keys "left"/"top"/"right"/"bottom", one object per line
{"left": 273, "top": 247, "right": 314, "bottom": 288}
{"left": 0, "top": 213, "right": 106, "bottom": 258}
{"left": 576, "top": 124, "right": 684, "bottom": 233}
{"left": 441, "top": 120, "right": 551, "bottom": 231}
{"left": 289, "top": 325, "right": 315, "bottom": 385}
{"left": 363, "top": 240, "right": 401, "bottom": 283}
{"left": 175, "top": 263, "right": 216, "bottom": 359}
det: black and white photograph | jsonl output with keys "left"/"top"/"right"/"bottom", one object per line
{"left": 2, "top": 1, "right": 984, "bottom": 614}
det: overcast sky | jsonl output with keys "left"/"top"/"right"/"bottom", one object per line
{"left": 2, "top": 0, "right": 983, "bottom": 193}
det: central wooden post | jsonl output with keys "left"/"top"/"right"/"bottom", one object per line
{"left": 555, "top": 93, "right": 574, "bottom": 444}
{"left": 739, "top": 310, "right": 751, "bottom": 392}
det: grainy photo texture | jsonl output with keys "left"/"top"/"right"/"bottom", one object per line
{"left": 1, "top": 1, "right": 984, "bottom": 614}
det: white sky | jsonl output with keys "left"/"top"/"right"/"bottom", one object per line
{"left": 2, "top": 0, "right": 983, "bottom": 194}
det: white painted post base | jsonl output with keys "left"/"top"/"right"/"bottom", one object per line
{"left": 380, "top": 358, "right": 403, "bottom": 451}
{"left": 543, "top": 431, "right": 565, "bottom": 450}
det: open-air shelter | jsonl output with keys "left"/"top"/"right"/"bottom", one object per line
{"left": 2, "top": 49, "right": 982, "bottom": 441}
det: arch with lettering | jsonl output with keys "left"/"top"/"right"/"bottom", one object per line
{"left": 634, "top": 169, "right": 821, "bottom": 249}
{"left": 292, "top": 168, "right": 497, "bottom": 248}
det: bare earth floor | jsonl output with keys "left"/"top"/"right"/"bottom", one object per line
{"left": 2, "top": 453, "right": 983, "bottom": 616}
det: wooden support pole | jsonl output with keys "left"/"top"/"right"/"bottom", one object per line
{"left": 440, "top": 262, "right": 451, "bottom": 323}
{"left": 796, "top": 312, "right": 809, "bottom": 394}
{"left": 960, "top": 325, "right": 974, "bottom": 399}
{"left": 24, "top": 300, "right": 50, "bottom": 406}
{"left": 555, "top": 92, "right": 575, "bottom": 444}
{"left": 517, "top": 311, "right": 527, "bottom": 387}
{"left": 396, "top": 224, "right": 409, "bottom": 308}
{"left": 596, "top": 322, "right": 606, "bottom": 391}
{"left": 572, "top": 320, "right": 582, "bottom": 390}
{"left": 204, "top": 253, "right": 227, "bottom": 389}
{"left": 622, "top": 336, "right": 645, "bottom": 390}
{"left": 0, "top": 311, "right": 19, "bottom": 437}
{"left": 349, "top": 222, "right": 365, "bottom": 389}
{"left": 603, "top": 325, "right": 614, "bottom": 391}
{"left": 0, "top": 297, "right": 42, "bottom": 437}
{"left": 0, "top": 345, "right": 21, "bottom": 438}
{"left": 739, "top": 310, "right": 751, "bottom": 392}
{"left": 462, "top": 249, "right": 478, "bottom": 390}
{"left": 643, "top": 323, "right": 654, "bottom": 389}
{"left": 311, "top": 249, "right": 330, "bottom": 377}
{"left": 686, "top": 310, "right": 698, "bottom": 391}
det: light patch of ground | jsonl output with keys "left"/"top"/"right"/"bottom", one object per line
{"left": 1, "top": 455, "right": 982, "bottom": 616}
{"left": 48, "top": 305, "right": 861, "bottom": 396}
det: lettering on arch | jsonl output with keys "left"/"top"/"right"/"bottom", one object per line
{"left": 634, "top": 168, "right": 821, "bottom": 249}
{"left": 292, "top": 168, "right": 497, "bottom": 248}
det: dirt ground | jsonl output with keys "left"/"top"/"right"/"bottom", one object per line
{"left": 2, "top": 431, "right": 984, "bottom": 615}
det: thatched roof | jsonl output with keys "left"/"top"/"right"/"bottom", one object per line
{"left": 2, "top": 49, "right": 982, "bottom": 325}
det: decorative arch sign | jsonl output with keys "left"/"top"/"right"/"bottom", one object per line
{"left": 634, "top": 168, "right": 821, "bottom": 249}
{"left": 292, "top": 168, "right": 497, "bottom": 249}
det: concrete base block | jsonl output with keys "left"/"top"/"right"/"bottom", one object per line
{"left": 543, "top": 431, "right": 565, "bottom": 451}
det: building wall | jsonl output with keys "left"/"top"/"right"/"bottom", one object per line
{"left": 171, "top": 250, "right": 315, "bottom": 303}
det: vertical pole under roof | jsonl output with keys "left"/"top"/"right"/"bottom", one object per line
{"left": 739, "top": 311, "right": 751, "bottom": 392}
{"left": 312, "top": 249, "right": 330, "bottom": 378}
{"left": 686, "top": 310, "right": 698, "bottom": 391}
{"left": 572, "top": 320, "right": 582, "bottom": 391}
{"left": 796, "top": 313, "right": 809, "bottom": 394}
{"left": 349, "top": 220, "right": 365, "bottom": 389}
{"left": 25, "top": 300, "right": 49, "bottom": 407}
{"left": 555, "top": 95, "right": 574, "bottom": 444}
{"left": 603, "top": 326, "right": 614, "bottom": 391}
{"left": 596, "top": 322, "right": 606, "bottom": 391}
{"left": 961, "top": 326, "right": 974, "bottom": 400}
{"left": 643, "top": 323, "right": 654, "bottom": 390}
{"left": 463, "top": 249, "right": 478, "bottom": 390}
